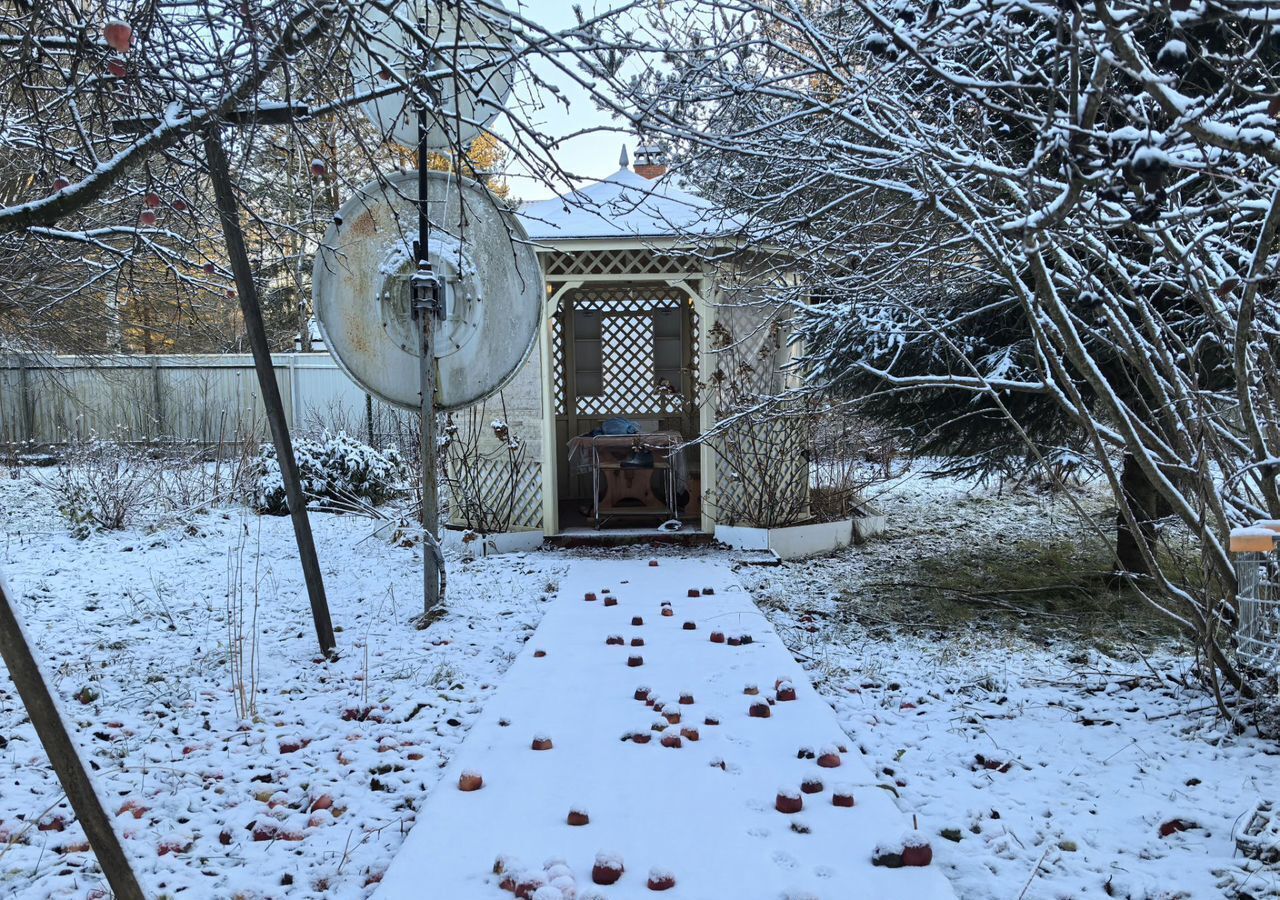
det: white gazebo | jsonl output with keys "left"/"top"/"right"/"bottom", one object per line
{"left": 442, "top": 150, "right": 807, "bottom": 543}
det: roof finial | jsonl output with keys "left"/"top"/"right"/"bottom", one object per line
{"left": 619, "top": 144, "right": 630, "bottom": 169}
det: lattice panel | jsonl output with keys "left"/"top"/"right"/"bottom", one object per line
{"left": 447, "top": 456, "right": 543, "bottom": 530}
{"left": 690, "top": 305, "right": 702, "bottom": 405}
{"left": 577, "top": 316, "right": 683, "bottom": 417}
{"left": 566, "top": 287, "right": 692, "bottom": 419}
{"left": 573, "top": 289, "right": 684, "bottom": 314}
{"left": 706, "top": 317, "right": 789, "bottom": 406}
{"left": 541, "top": 248, "right": 702, "bottom": 279}
{"left": 551, "top": 309, "right": 567, "bottom": 416}
{"left": 704, "top": 415, "right": 810, "bottom": 528}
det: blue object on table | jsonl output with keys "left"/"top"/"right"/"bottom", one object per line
{"left": 592, "top": 417, "right": 640, "bottom": 436}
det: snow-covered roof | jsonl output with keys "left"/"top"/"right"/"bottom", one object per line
{"left": 518, "top": 166, "right": 746, "bottom": 243}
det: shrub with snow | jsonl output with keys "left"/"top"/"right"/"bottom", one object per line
{"left": 43, "top": 439, "right": 156, "bottom": 537}
{"left": 251, "top": 432, "right": 404, "bottom": 515}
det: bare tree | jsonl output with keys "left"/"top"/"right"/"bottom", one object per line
{"left": 601, "top": 0, "right": 1280, "bottom": 712}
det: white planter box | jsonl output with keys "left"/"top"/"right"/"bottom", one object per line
{"left": 851, "top": 504, "right": 887, "bottom": 543}
{"left": 716, "top": 519, "right": 852, "bottom": 560}
{"left": 443, "top": 527, "right": 545, "bottom": 559}
{"left": 716, "top": 507, "right": 886, "bottom": 560}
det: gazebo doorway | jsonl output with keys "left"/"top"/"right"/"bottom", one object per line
{"left": 551, "top": 284, "right": 702, "bottom": 530}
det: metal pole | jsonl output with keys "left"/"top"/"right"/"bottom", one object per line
{"left": 203, "top": 127, "right": 337, "bottom": 656}
{"left": 17, "top": 354, "right": 33, "bottom": 444}
{"left": 416, "top": 30, "right": 443, "bottom": 618}
{"left": 0, "top": 574, "right": 145, "bottom": 900}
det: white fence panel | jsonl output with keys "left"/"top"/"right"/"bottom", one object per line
{"left": 0, "top": 353, "right": 407, "bottom": 447}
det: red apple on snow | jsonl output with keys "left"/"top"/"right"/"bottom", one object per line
{"left": 647, "top": 868, "right": 676, "bottom": 891}
{"left": 902, "top": 834, "right": 933, "bottom": 866}
{"left": 710, "top": 630, "right": 725, "bottom": 643}
{"left": 567, "top": 807, "right": 589, "bottom": 826}
{"left": 817, "top": 745, "right": 842, "bottom": 768}
{"left": 592, "top": 852, "right": 624, "bottom": 885}
{"left": 775, "top": 788, "right": 803, "bottom": 814}
{"left": 801, "top": 776, "right": 823, "bottom": 794}
{"left": 458, "top": 770, "right": 483, "bottom": 791}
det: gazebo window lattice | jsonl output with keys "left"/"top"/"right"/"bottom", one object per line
{"left": 551, "top": 285, "right": 701, "bottom": 420}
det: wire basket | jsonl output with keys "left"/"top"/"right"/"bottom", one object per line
{"left": 1235, "top": 551, "right": 1280, "bottom": 676}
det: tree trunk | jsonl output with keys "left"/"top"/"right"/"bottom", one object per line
{"left": 1115, "top": 451, "right": 1159, "bottom": 576}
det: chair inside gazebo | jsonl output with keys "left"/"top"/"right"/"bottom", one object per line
{"left": 551, "top": 283, "right": 703, "bottom": 531}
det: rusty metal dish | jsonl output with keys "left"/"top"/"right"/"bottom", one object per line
{"left": 312, "top": 170, "right": 542, "bottom": 411}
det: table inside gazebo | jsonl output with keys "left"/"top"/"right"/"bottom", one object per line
{"left": 566, "top": 431, "right": 686, "bottom": 528}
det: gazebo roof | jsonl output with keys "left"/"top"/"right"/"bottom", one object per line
{"left": 518, "top": 166, "right": 746, "bottom": 243}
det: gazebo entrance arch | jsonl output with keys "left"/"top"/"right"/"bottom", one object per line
{"left": 537, "top": 244, "right": 714, "bottom": 535}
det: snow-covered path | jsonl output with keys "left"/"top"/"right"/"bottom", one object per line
{"left": 374, "top": 558, "right": 955, "bottom": 899}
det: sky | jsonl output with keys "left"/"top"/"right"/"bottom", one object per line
{"left": 498, "top": 0, "right": 639, "bottom": 201}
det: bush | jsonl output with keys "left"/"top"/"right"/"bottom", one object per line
{"left": 43, "top": 440, "right": 157, "bottom": 538}
{"left": 251, "top": 433, "right": 405, "bottom": 515}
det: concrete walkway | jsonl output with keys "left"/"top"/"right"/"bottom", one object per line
{"left": 375, "top": 558, "right": 956, "bottom": 899}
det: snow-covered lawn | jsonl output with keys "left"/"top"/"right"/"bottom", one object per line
{"left": 0, "top": 472, "right": 563, "bottom": 898}
{"left": 743, "top": 473, "right": 1280, "bottom": 899}
{"left": 0, "top": 466, "right": 1277, "bottom": 898}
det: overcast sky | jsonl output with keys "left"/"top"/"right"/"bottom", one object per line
{"left": 500, "top": 0, "right": 636, "bottom": 201}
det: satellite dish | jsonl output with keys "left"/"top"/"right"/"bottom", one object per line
{"left": 351, "top": 0, "right": 515, "bottom": 150}
{"left": 313, "top": 170, "right": 542, "bottom": 411}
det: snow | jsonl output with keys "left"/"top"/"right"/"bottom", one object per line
{"left": 1, "top": 465, "right": 1278, "bottom": 897}
{"left": 378, "top": 230, "right": 475, "bottom": 277}
{"left": 518, "top": 166, "right": 747, "bottom": 242}
{"left": 739, "top": 469, "right": 1280, "bottom": 898}
{"left": 373, "top": 557, "right": 954, "bottom": 898}
{"left": 0, "top": 471, "right": 562, "bottom": 898}
{"left": 1233, "top": 526, "right": 1277, "bottom": 539}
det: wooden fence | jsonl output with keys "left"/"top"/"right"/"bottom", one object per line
{"left": 0, "top": 353, "right": 412, "bottom": 447}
